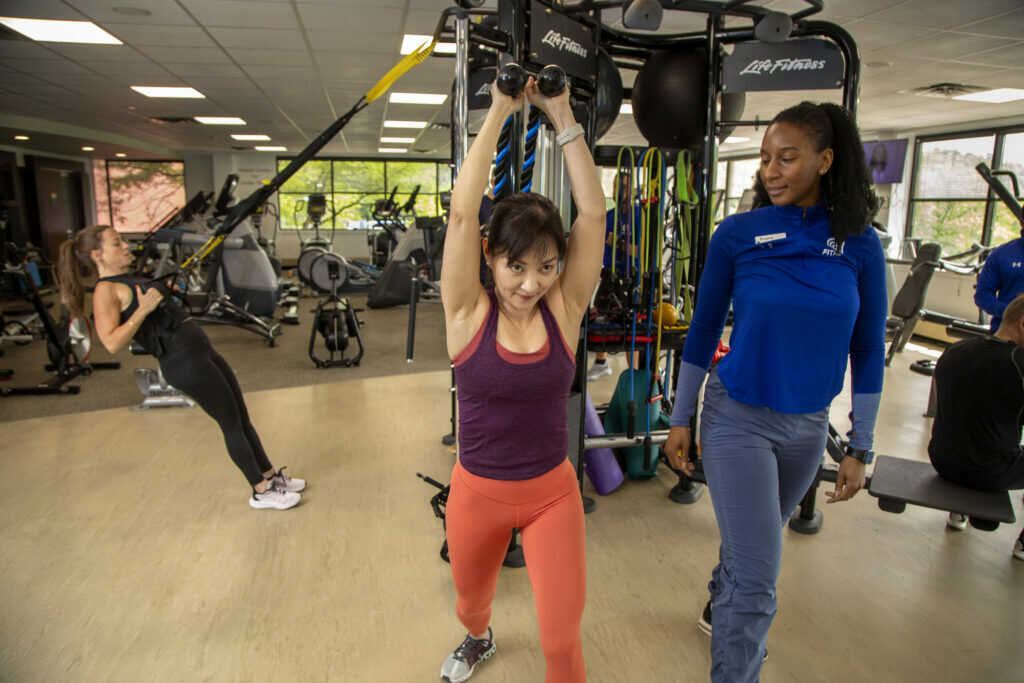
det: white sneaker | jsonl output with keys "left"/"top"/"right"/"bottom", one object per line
{"left": 586, "top": 362, "right": 612, "bottom": 381}
{"left": 270, "top": 466, "right": 305, "bottom": 492}
{"left": 249, "top": 484, "right": 300, "bottom": 510}
{"left": 1014, "top": 535, "right": 1024, "bottom": 561}
{"left": 947, "top": 512, "right": 968, "bottom": 531}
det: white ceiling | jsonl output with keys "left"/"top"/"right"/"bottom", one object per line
{"left": 1, "top": 0, "right": 1023, "bottom": 162}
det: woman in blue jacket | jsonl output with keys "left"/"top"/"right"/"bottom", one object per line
{"left": 664, "top": 101, "right": 887, "bottom": 682}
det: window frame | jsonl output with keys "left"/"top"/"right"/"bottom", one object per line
{"left": 100, "top": 158, "right": 185, "bottom": 231}
{"left": 275, "top": 156, "right": 452, "bottom": 231}
{"left": 905, "top": 125, "right": 1024, "bottom": 251}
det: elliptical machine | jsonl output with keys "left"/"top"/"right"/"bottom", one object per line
{"left": 368, "top": 186, "right": 406, "bottom": 268}
{"left": 307, "top": 248, "right": 364, "bottom": 368}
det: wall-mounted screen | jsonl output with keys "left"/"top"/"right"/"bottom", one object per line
{"left": 863, "top": 139, "right": 909, "bottom": 184}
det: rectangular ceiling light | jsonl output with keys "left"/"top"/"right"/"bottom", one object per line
{"left": 953, "top": 88, "right": 1024, "bottom": 103}
{"left": 383, "top": 120, "right": 428, "bottom": 129}
{"left": 723, "top": 136, "right": 750, "bottom": 144}
{"left": 255, "top": 146, "right": 287, "bottom": 151}
{"left": 195, "top": 116, "right": 246, "bottom": 125}
{"left": 389, "top": 92, "right": 447, "bottom": 105}
{"left": 400, "top": 34, "right": 456, "bottom": 55}
{"left": 378, "top": 147, "right": 407, "bottom": 154}
{"left": 231, "top": 134, "right": 271, "bottom": 141}
{"left": 381, "top": 136, "right": 415, "bottom": 144}
{"left": 132, "top": 86, "right": 205, "bottom": 99}
{"left": 0, "top": 17, "right": 122, "bottom": 44}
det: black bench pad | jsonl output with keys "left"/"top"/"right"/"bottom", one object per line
{"left": 868, "top": 455, "right": 1016, "bottom": 524}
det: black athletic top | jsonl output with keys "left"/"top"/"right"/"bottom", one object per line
{"left": 96, "top": 273, "right": 192, "bottom": 358}
{"left": 929, "top": 336, "right": 1024, "bottom": 471}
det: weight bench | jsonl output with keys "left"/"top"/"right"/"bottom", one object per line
{"left": 868, "top": 455, "right": 1016, "bottom": 530}
{"left": 129, "top": 343, "right": 194, "bottom": 410}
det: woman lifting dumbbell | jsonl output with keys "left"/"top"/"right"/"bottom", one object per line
{"left": 438, "top": 63, "right": 605, "bottom": 683}
{"left": 58, "top": 225, "right": 306, "bottom": 510}
{"left": 663, "top": 101, "right": 887, "bottom": 682}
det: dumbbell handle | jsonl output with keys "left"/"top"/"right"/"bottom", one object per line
{"left": 496, "top": 63, "right": 567, "bottom": 97}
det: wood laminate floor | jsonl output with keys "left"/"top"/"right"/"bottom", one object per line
{"left": 1, "top": 348, "right": 1022, "bottom": 682}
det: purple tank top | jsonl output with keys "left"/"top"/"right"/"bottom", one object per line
{"left": 453, "top": 290, "right": 577, "bottom": 480}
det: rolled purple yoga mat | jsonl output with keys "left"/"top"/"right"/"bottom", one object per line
{"left": 583, "top": 393, "right": 624, "bottom": 495}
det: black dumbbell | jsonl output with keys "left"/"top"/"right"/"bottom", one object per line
{"left": 496, "top": 62, "right": 527, "bottom": 96}
{"left": 537, "top": 64, "right": 567, "bottom": 97}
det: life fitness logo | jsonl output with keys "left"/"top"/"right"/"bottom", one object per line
{"left": 822, "top": 237, "right": 845, "bottom": 256}
{"left": 740, "top": 58, "right": 827, "bottom": 75}
{"left": 541, "top": 30, "right": 589, "bottom": 59}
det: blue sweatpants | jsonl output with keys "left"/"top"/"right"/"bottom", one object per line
{"left": 699, "top": 371, "right": 829, "bottom": 683}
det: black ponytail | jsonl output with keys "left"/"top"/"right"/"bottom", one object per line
{"left": 752, "top": 101, "right": 879, "bottom": 245}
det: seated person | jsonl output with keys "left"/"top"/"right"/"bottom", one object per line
{"left": 975, "top": 233, "right": 1024, "bottom": 331}
{"left": 928, "top": 293, "right": 1024, "bottom": 560}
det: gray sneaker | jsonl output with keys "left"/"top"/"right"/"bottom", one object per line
{"left": 586, "top": 362, "right": 612, "bottom": 381}
{"left": 270, "top": 466, "right": 306, "bottom": 492}
{"left": 441, "top": 628, "right": 496, "bottom": 683}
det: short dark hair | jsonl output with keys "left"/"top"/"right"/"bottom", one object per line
{"left": 486, "top": 192, "right": 566, "bottom": 264}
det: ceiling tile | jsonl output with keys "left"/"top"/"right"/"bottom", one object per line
{"left": 952, "top": 43, "right": 1024, "bottom": 70}
{"left": 43, "top": 43, "right": 155, "bottom": 63}
{"left": 297, "top": 5, "right": 403, "bottom": 30}
{"left": 0, "top": 42, "right": 66, "bottom": 60}
{"left": 100, "top": 23, "right": 215, "bottom": 48}
{"left": 957, "top": 8, "right": 1024, "bottom": 38}
{"left": 64, "top": 0, "right": 197, "bottom": 25}
{"left": 228, "top": 48, "right": 311, "bottom": 66}
{"left": 845, "top": 20, "right": 941, "bottom": 53}
{"left": 138, "top": 46, "right": 232, "bottom": 65}
{"left": 0, "top": 0, "right": 85, "bottom": 20}
{"left": 77, "top": 61, "right": 176, "bottom": 81}
{"left": 206, "top": 26, "right": 304, "bottom": 48}
{"left": 181, "top": 0, "right": 296, "bottom": 28}
{"left": 871, "top": 32, "right": 1017, "bottom": 61}
{"left": 306, "top": 30, "right": 401, "bottom": 54}
{"left": 868, "top": 0, "right": 1023, "bottom": 30}
{"left": 166, "top": 62, "right": 247, "bottom": 78}
{"left": 1, "top": 58, "right": 95, "bottom": 77}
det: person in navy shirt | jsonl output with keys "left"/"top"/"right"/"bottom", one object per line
{"left": 975, "top": 236, "right": 1024, "bottom": 331}
{"left": 664, "top": 101, "right": 887, "bottom": 683}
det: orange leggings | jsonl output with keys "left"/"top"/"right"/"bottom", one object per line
{"left": 447, "top": 458, "right": 586, "bottom": 683}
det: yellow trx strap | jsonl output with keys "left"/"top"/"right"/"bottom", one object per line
{"left": 366, "top": 37, "right": 438, "bottom": 103}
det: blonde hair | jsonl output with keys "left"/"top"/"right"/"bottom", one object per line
{"left": 57, "top": 225, "right": 109, "bottom": 318}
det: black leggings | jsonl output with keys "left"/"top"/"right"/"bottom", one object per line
{"left": 159, "top": 325, "right": 272, "bottom": 486}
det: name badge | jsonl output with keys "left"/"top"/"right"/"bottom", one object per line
{"left": 755, "top": 232, "right": 786, "bottom": 245}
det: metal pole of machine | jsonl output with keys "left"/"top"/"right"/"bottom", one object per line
{"left": 442, "top": 12, "right": 471, "bottom": 447}
{"left": 453, "top": 13, "right": 470, "bottom": 177}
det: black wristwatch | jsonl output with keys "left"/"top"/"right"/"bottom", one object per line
{"left": 843, "top": 444, "right": 874, "bottom": 465}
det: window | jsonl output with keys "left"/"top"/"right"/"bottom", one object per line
{"left": 713, "top": 156, "right": 759, "bottom": 222}
{"left": 277, "top": 158, "right": 450, "bottom": 230}
{"left": 905, "top": 131, "right": 1024, "bottom": 255}
{"left": 94, "top": 159, "right": 185, "bottom": 232}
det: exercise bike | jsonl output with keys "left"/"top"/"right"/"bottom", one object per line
{"left": 1, "top": 244, "right": 119, "bottom": 397}
{"left": 307, "top": 247, "right": 365, "bottom": 369}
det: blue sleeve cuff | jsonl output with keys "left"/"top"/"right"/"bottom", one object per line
{"left": 847, "top": 392, "right": 881, "bottom": 451}
{"left": 670, "top": 361, "right": 709, "bottom": 426}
